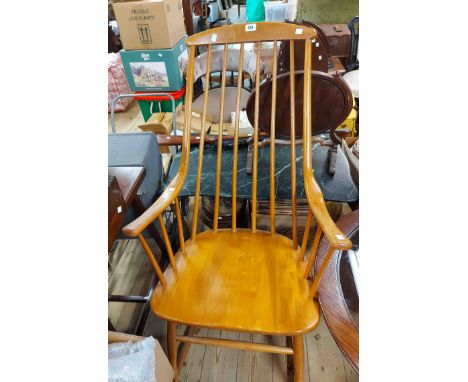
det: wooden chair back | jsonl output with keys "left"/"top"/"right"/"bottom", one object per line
{"left": 182, "top": 22, "right": 316, "bottom": 247}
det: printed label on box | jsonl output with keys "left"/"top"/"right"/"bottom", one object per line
{"left": 130, "top": 61, "right": 169, "bottom": 87}
{"left": 137, "top": 24, "right": 152, "bottom": 44}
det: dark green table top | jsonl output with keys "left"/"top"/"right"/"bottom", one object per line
{"left": 166, "top": 143, "right": 358, "bottom": 202}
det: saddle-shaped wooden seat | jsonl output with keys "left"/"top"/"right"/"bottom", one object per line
{"left": 151, "top": 229, "right": 320, "bottom": 335}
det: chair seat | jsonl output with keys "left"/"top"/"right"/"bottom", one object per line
{"left": 150, "top": 229, "right": 320, "bottom": 335}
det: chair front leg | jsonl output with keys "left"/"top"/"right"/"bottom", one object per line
{"left": 292, "top": 335, "right": 304, "bottom": 382}
{"left": 167, "top": 321, "right": 178, "bottom": 381}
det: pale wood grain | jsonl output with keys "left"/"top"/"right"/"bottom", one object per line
{"left": 108, "top": 100, "right": 143, "bottom": 133}
{"left": 108, "top": 239, "right": 129, "bottom": 279}
{"left": 115, "top": 254, "right": 155, "bottom": 333}
{"left": 237, "top": 333, "right": 273, "bottom": 382}
{"left": 199, "top": 330, "right": 221, "bottom": 381}
{"left": 305, "top": 319, "right": 350, "bottom": 382}
{"left": 108, "top": 240, "right": 147, "bottom": 326}
{"left": 178, "top": 328, "right": 208, "bottom": 382}
{"left": 151, "top": 230, "right": 320, "bottom": 335}
{"left": 271, "top": 336, "right": 289, "bottom": 382}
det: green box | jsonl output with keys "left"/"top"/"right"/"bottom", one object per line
{"left": 121, "top": 36, "right": 187, "bottom": 92}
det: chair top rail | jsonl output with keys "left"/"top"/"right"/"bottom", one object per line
{"left": 186, "top": 22, "right": 317, "bottom": 46}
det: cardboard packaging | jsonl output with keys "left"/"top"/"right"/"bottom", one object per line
{"left": 174, "top": 104, "right": 213, "bottom": 133}
{"left": 120, "top": 36, "right": 188, "bottom": 92}
{"left": 112, "top": 0, "right": 186, "bottom": 50}
{"left": 108, "top": 331, "right": 174, "bottom": 382}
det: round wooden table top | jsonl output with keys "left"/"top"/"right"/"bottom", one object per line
{"left": 315, "top": 209, "right": 359, "bottom": 372}
{"left": 245, "top": 71, "right": 353, "bottom": 141}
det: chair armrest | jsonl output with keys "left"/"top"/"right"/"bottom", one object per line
{"left": 122, "top": 171, "right": 185, "bottom": 237}
{"left": 304, "top": 172, "right": 352, "bottom": 250}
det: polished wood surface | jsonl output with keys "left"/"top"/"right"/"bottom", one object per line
{"left": 108, "top": 166, "right": 146, "bottom": 206}
{"left": 185, "top": 22, "right": 316, "bottom": 46}
{"left": 316, "top": 210, "right": 359, "bottom": 372}
{"left": 191, "top": 44, "right": 213, "bottom": 241}
{"left": 269, "top": 41, "right": 278, "bottom": 233}
{"left": 231, "top": 42, "right": 245, "bottom": 232}
{"left": 251, "top": 41, "right": 261, "bottom": 232}
{"left": 167, "top": 322, "right": 178, "bottom": 380}
{"left": 292, "top": 336, "right": 304, "bottom": 381}
{"left": 302, "top": 49, "right": 351, "bottom": 251}
{"left": 181, "top": 0, "right": 194, "bottom": 36}
{"left": 213, "top": 44, "right": 228, "bottom": 232}
{"left": 289, "top": 41, "right": 298, "bottom": 248}
{"left": 108, "top": 167, "right": 145, "bottom": 251}
{"left": 245, "top": 71, "right": 353, "bottom": 140}
{"left": 122, "top": 23, "right": 353, "bottom": 382}
{"left": 279, "top": 20, "right": 330, "bottom": 73}
{"left": 108, "top": 175, "right": 125, "bottom": 252}
{"left": 176, "top": 335, "right": 294, "bottom": 355}
{"left": 151, "top": 229, "right": 320, "bottom": 335}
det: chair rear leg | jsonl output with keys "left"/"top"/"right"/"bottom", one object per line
{"left": 167, "top": 321, "right": 178, "bottom": 381}
{"left": 286, "top": 336, "right": 294, "bottom": 378}
{"left": 292, "top": 335, "right": 304, "bottom": 382}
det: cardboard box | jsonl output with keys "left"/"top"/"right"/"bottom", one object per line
{"left": 120, "top": 36, "right": 187, "bottom": 92}
{"left": 108, "top": 331, "right": 174, "bottom": 382}
{"left": 112, "top": 0, "right": 186, "bottom": 50}
{"left": 138, "top": 111, "right": 174, "bottom": 153}
{"left": 174, "top": 104, "right": 213, "bottom": 133}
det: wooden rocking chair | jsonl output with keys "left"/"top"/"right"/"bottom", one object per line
{"left": 123, "top": 22, "right": 352, "bottom": 381}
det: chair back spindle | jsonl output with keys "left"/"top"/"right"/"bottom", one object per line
{"left": 231, "top": 42, "right": 245, "bottom": 232}
{"left": 213, "top": 44, "right": 229, "bottom": 232}
{"left": 191, "top": 45, "right": 213, "bottom": 240}
{"left": 182, "top": 24, "right": 315, "bottom": 242}
{"left": 251, "top": 41, "right": 261, "bottom": 233}
{"left": 269, "top": 41, "right": 278, "bottom": 234}
{"left": 289, "top": 40, "right": 298, "bottom": 249}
